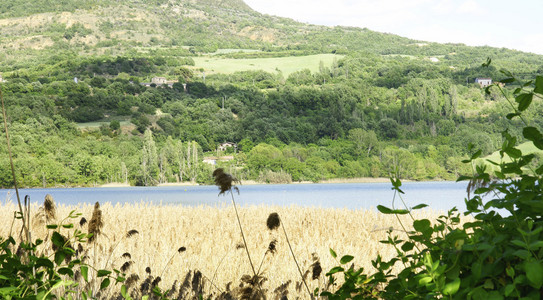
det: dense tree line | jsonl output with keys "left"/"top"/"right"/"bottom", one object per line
{"left": 1, "top": 49, "right": 542, "bottom": 187}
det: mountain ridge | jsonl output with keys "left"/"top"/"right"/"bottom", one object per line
{"left": 0, "top": 0, "right": 541, "bottom": 76}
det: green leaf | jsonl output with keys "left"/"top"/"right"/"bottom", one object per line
{"left": 329, "top": 248, "right": 337, "bottom": 259}
{"left": 81, "top": 265, "right": 89, "bottom": 282}
{"left": 456, "top": 175, "right": 472, "bottom": 182}
{"left": 506, "top": 266, "right": 515, "bottom": 278}
{"left": 326, "top": 266, "right": 344, "bottom": 276}
{"left": 411, "top": 204, "right": 428, "bottom": 210}
{"left": 536, "top": 165, "right": 543, "bottom": 175}
{"left": 471, "top": 150, "right": 482, "bottom": 160}
{"left": 516, "top": 93, "right": 533, "bottom": 111}
{"left": 504, "top": 284, "right": 515, "bottom": 297}
{"left": 504, "top": 147, "right": 522, "bottom": 159}
{"left": 500, "top": 69, "right": 512, "bottom": 77}
{"left": 528, "top": 241, "right": 543, "bottom": 250}
{"left": 500, "top": 77, "right": 515, "bottom": 83}
{"left": 513, "top": 249, "right": 531, "bottom": 259}
{"left": 100, "top": 278, "right": 111, "bottom": 290}
{"left": 483, "top": 279, "right": 494, "bottom": 289}
{"left": 376, "top": 205, "right": 409, "bottom": 215}
{"left": 340, "top": 255, "right": 354, "bottom": 264}
{"left": 534, "top": 76, "right": 543, "bottom": 94}
{"left": 443, "top": 277, "right": 460, "bottom": 295}
{"left": 523, "top": 127, "right": 543, "bottom": 150}
{"left": 525, "top": 261, "right": 543, "bottom": 289}
{"left": 121, "top": 285, "right": 128, "bottom": 298}
{"left": 377, "top": 205, "right": 393, "bottom": 214}
{"left": 62, "top": 224, "right": 74, "bottom": 229}
{"left": 413, "top": 219, "right": 431, "bottom": 235}
{"left": 51, "top": 231, "right": 65, "bottom": 247}
{"left": 58, "top": 267, "right": 74, "bottom": 277}
{"left": 97, "top": 270, "right": 112, "bottom": 277}
{"left": 418, "top": 276, "right": 432, "bottom": 285}
{"left": 36, "top": 257, "right": 54, "bottom": 269}
{"left": 505, "top": 113, "right": 520, "bottom": 120}
{"left": 55, "top": 251, "right": 67, "bottom": 265}
{"left": 46, "top": 224, "right": 58, "bottom": 229}
{"left": 401, "top": 241, "right": 415, "bottom": 251}
{"left": 0, "top": 286, "right": 17, "bottom": 294}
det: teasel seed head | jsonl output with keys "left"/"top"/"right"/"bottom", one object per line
{"left": 44, "top": 194, "right": 57, "bottom": 222}
{"left": 122, "top": 252, "right": 132, "bottom": 259}
{"left": 212, "top": 168, "right": 239, "bottom": 195}
{"left": 125, "top": 274, "right": 139, "bottom": 287}
{"left": 121, "top": 261, "right": 133, "bottom": 272}
{"left": 88, "top": 202, "right": 103, "bottom": 243}
{"left": 178, "top": 246, "right": 186, "bottom": 253}
{"left": 145, "top": 267, "right": 151, "bottom": 274}
{"left": 268, "top": 239, "right": 277, "bottom": 254}
{"left": 126, "top": 229, "right": 139, "bottom": 238}
{"left": 152, "top": 276, "right": 161, "bottom": 287}
{"left": 77, "top": 243, "right": 84, "bottom": 255}
{"left": 79, "top": 217, "right": 87, "bottom": 227}
{"left": 311, "top": 261, "right": 322, "bottom": 280}
{"left": 266, "top": 212, "right": 280, "bottom": 230}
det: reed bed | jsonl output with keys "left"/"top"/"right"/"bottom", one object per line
{"left": 0, "top": 198, "right": 446, "bottom": 298}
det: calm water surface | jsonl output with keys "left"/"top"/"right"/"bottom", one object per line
{"left": 0, "top": 181, "right": 470, "bottom": 211}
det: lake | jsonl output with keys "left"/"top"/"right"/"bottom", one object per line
{"left": 0, "top": 181, "right": 471, "bottom": 211}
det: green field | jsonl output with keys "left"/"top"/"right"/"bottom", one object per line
{"left": 76, "top": 120, "right": 131, "bottom": 129}
{"left": 476, "top": 141, "right": 542, "bottom": 171}
{"left": 192, "top": 53, "right": 343, "bottom": 77}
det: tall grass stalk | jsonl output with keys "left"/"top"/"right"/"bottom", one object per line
{"left": 229, "top": 191, "right": 257, "bottom": 277}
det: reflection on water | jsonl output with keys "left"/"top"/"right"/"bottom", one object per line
{"left": 1, "top": 181, "right": 471, "bottom": 211}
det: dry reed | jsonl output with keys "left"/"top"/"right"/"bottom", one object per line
{"left": 0, "top": 200, "right": 448, "bottom": 298}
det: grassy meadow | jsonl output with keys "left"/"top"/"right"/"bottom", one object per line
{"left": 0, "top": 198, "right": 445, "bottom": 298}
{"left": 476, "top": 141, "right": 542, "bottom": 173}
{"left": 192, "top": 54, "right": 343, "bottom": 77}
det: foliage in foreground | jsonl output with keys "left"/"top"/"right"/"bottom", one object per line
{"left": 0, "top": 205, "right": 126, "bottom": 299}
{"left": 321, "top": 70, "right": 543, "bottom": 298}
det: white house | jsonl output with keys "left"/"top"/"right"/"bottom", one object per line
{"left": 218, "top": 142, "right": 237, "bottom": 152}
{"left": 475, "top": 78, "right": 492, "bottom": 88}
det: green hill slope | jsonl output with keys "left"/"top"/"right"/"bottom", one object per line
{"left": 1, "top": 0, "right": 541, "bottom": 76}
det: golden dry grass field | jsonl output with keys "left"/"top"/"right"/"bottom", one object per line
{"left": 0, "top": 199, "right": 446, "bottom": 299}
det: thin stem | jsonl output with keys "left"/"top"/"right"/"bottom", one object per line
{"left": 0, "top": 86, "right": 28, "bottom": 243}
{"left": 229, "top": 192, "right": 257, "bottom": 277}
{"left": 279, "top": 215, "right": 313, "bottom": 299}
{"left": 256, "top": 251, "right": 268, "bottom": 276}
{"left": 209, "top": 247, "right": 232, "bottom": 295}
{"left": 160, "top": 251, "right": 177, "bottom": 279}
{"left": 229, "top": 191, "right": 266, "bottom": 297}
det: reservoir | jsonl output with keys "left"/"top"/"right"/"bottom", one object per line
{"left": 1, "top": 181, "right": 470, "bottom": 211}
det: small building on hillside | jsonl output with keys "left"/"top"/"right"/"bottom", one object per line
{"left": 141, "top": 77, "right": 179, "bottom": 88}
{"left": 218, "top": 142, "right": 237, "bottom": 152}
{"left": 475, "top": 78, "right": 492, "bottom": 88}
{"left": 152, "top": 77, "right": 168, "bottom": 85}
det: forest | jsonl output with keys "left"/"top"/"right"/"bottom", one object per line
{"left": 1, "top": 0, "right": 543, "bottom": 187}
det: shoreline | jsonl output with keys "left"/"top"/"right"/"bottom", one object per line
{"left": 108, "top": 177, "right": 394, "bottom": 187}
{"left": 3, "top": 177, "right": 430, "bottom": 189}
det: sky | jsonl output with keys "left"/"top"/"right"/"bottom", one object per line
{"left": 243, "top": 0, "right": 543, "bottom": 55}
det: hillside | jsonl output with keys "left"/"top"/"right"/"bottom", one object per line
{"left": 1, "top": 0, "right": 542, "bottom": 75}
{"left": 1, "top": 0, "right": 543, "bottom": 188}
